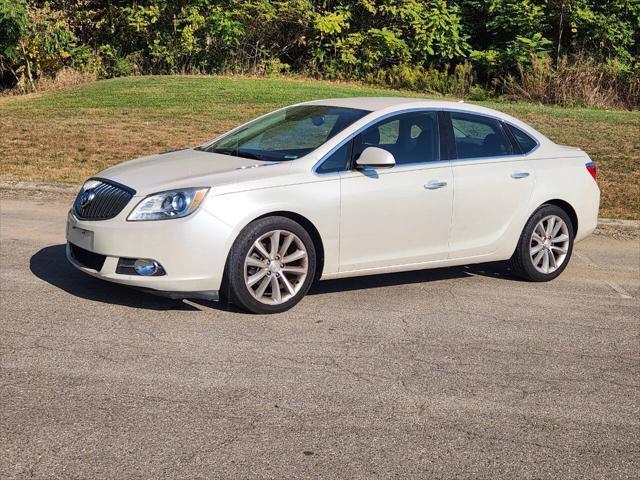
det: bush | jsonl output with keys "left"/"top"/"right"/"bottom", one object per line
{"left": 0, "top": 0, "right": 29, "bottom": 89}
{"left": 366, "top": 62, "right": 476, "bottom": 98}
{"left": 97, "top": 45, "right": 137, "bottom": 78}
{"left": 0, "top": 1, "right": 638, "bottom": 108}
{"left": 466, "top": 85, "right": 490, "bottom": 101}
{"left": 504, "top": 54, "right": 640, "bottom": 109}
{"left": 33, "top": 67, "right": 95, "bottom": 91}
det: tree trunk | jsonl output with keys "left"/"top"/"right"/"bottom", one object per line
{"left": 557, "top": 0, "right": 567, "bottom": 61}
{"left": 19, "top": 40, "right": 36, "bottom": 92}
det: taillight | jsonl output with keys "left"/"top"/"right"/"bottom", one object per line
{"left": 586, "top": 161, "right": 597, "bottom": 181}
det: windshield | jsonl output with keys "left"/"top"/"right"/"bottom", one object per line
{"left": 201, "top": 105, "right": 370, "bottom": 161}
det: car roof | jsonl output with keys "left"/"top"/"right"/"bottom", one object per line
{"left": 299, "top": 97, "right": 531, "bottom": 123}
{"left": 300, "top": 97, "right": 549, "bottom": 143}
{"left": 301, "top": 97, "right": 420, "bottom": 111}
{"left": 301, "top": 97, "right": 486, "bottom": 112}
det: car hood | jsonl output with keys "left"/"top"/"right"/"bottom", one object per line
{"left": 96, "top": 148, "right": 292, "bottom": 194}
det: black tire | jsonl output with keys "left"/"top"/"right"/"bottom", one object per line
{"left": 225, "top": 216, "right": 316, "bottom": 314}
{"left": 509, "top": 204, "right": 575, "bottom": 282}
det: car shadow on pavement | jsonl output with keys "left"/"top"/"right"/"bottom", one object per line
{"left": 30, "top": 244, "right": 520, "bottom": 312}
{"left": 309, "top": 261, "right": 518, "bottom": 295}
{"left": 30, "top": 244, "right": 199, "bottom": 311}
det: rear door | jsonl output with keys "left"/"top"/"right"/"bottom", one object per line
{"left": 337, "top": 111, "right": 453, "bottom": 271}
{"left": 444, "top": 111, "right": 535, "bottom": 258}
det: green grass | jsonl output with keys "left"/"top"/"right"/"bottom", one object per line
{"left": 1, "top": 75, "right": 638, "bottom": 218}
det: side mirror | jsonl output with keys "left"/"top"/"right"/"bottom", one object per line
{"left": 355, "top": 146, "right": 396, "bottom": 169}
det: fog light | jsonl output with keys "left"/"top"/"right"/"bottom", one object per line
{"left": 134, "top": 259, "right": 160, "bottom": 276}
{"left": 116, "top": 257, "right": 165, "bottom": 276}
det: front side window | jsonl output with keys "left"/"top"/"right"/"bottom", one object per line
{"left": 451, "top": 112, "right": 514, "bottom": 159}
{"left": 352, "top": 111, "right": 439, "bottom": 166}
{"left": 202, "top": 105, "right": 369, "bottom": 162}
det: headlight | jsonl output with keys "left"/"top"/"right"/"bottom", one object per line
{"left": 127, "top": 187, "right": 209, "bottom": 221}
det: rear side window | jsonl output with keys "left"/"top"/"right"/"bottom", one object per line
{"left": 451, "top": 112, "right": 514, "bottom": 159}
{"left": 506, "top": 124, "right": 538, "bottom": 154}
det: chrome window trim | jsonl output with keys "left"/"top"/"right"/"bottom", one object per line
{"left": 312, "top": 107, "right": 542, "bottom": 176}
{"left": 448, "top": 154, "right": 532, "bottom": 167}
{"left": 340, "top": 159, "right": 452, "bottom": 179}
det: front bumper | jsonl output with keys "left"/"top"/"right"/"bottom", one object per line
{"left": 66, "top": 206, "right": 234, "bottom": 298}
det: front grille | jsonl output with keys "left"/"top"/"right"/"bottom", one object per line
{"left": 74, "top": 179, "right": 135, "bottom": 220}
{"left": 69, "top": 243, "right": 106, "bottom": 271}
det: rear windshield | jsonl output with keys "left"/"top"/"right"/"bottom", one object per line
{"left": 200, "top": 105, "right": 369, "bottom": 162}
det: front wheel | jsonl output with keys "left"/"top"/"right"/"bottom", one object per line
{"left": 510, "top": 205, "right": 575, "bottom": 282}
{"left": 226, "top": 216, "right": 316, "bottom": 314}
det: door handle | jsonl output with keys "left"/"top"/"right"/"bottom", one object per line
{"left": 511, "top": 171, "right": 530, "bottom": 179}
{"left": 424, "top": 181, "right": 448, "bottom": 190}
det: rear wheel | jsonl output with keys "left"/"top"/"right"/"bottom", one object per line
{"left": 510, "top": 205, "right": 574, "bottom": 282}
{"left": 226, "top": 216, "right": 316, "bottom": 314}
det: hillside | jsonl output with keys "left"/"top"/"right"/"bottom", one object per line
{"left": 1, "top": 75, "right": 637, "bottom": 218}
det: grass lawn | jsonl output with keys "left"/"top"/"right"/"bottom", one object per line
{"left": 1, "top": 75, "right": 638, "bottom": 219}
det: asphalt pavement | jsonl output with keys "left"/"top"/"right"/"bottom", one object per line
{"left": 1, "top": 191, "right": 639, "bottom": 479}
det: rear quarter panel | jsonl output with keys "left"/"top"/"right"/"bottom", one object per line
{"left": 493, "top": 148, "right": 600, "bottom": 259}
{"left": 528, "top": 152, "right": 600, "bottom": 242}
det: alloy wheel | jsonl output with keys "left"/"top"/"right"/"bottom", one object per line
{"left": 529, "top": 215, "right": 570, "bottom": 274}
{"left": 244, "top": 229, "right": 309, "bottom": 305}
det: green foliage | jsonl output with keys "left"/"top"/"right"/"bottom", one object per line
{"left": 0, "top": 0, "right": 29, "bottom": 68}
{"left": 5, "top": 2, "right": 87, "bottom": 90}
{"left": 487, "top": 0, "right": 547, "bottom": 41}
{"left": 366, "top": 62, "right": 476, "bottom": 97}
{"left": 1, "top": 0, "right": 638, "bottom": 107}
{"left": 97, "top": 45, "right": 135, "bottom": 78}
{"left": 311, "top": 0, "right": 470, "bottom": 77}
{"left": 505, "top": 33, "right": 553, "bottom": 67}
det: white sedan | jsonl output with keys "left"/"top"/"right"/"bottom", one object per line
{"left": 66, "top": 98, "right": 600, "bottom": 313}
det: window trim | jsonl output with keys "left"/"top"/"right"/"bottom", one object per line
{"left": 312, "top": 107, "right": 541, "bottom": 176}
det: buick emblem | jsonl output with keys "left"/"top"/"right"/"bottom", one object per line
{"left": 79, "top": 189, "right": 96, "bottom": 208}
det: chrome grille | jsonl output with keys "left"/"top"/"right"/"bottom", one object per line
{"left": 73, "top": 179, "right": 135, "bottom": 220}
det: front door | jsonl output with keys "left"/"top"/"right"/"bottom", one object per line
{"left": 338, "top": 111, "right": 453, "bottom": 272}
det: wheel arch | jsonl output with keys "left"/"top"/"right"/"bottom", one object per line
{"left": 540, "top": 199, "right": 579, "bottom": 236}
{"left": 506, "top": 198, "right": 579, "bottom": 261}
